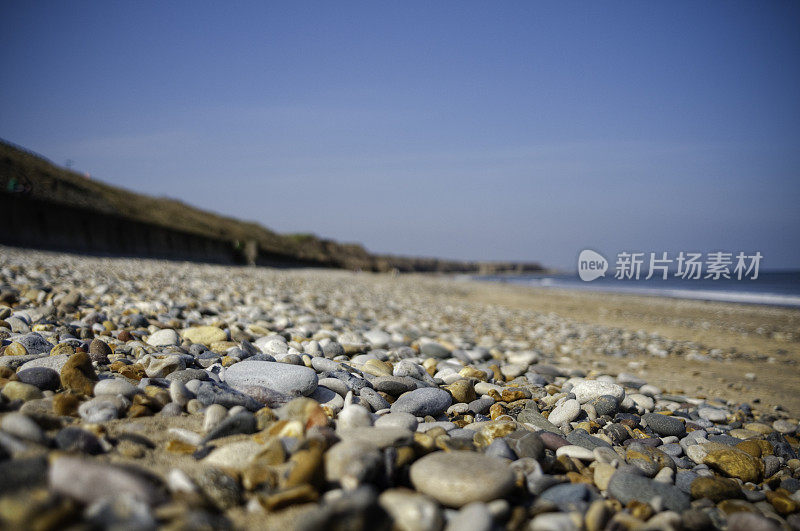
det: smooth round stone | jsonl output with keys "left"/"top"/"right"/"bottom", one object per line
{"left": 94, "top": 378, "right": 138, "bottom": 398}
{"left": 13, "top": 333, "right": 53, "bottom": 355}
{"left": 146, "top": 329, "right": 179, "bottom": 347}
{"left": 555, "top": 445, "right": 595, "bottom": 461}
{"left": 55, "top": 426, "right": 103, "bottom": 454}
{"left": 698, "top": 407, "right": 728, "bottom": 423}
{"left": 445, "top": 502, "right": 493, "bottom": 531}
{"left": 773, "top": 419, "right": 797, "bottom": 434}
{"left": 1, "top": 381, "right": 43, "bottom": 401}
{"left": 169, "top": 380, "right": 193, "bottom": 406}
{"left": 203, "top": 440, "right": 263, "bottom": 470}
{"left": 420, "top": 342, "right": 450, "bottom": 358}
{"left": 378, "top": 489, "right": 443, "bottom": 531}
{"left": 222, "top": 361, "right": 318, "bottom": 396}
{"left": 409, "top": 451, "right": 516, "bottom": 507}
{"left": 549, "top": 399, "right": 581, "bottom": 425}
{"left": 607, "top": 471, "right": 690, "bottom": 512}
{"left": 338, "top": 427, "right": 414, "bottom": 448}
{"left": 49, "top": 456, "right": 166, "bottom": 506}
{"left": 590, "top": 395, "right": 619, "bottom": 417}
{"left": 572, "top": 381, "right": 625, "bottom": 404}
{"left": 203, "top": 404, "right": 227, "bottom": 433}
{"left": 325, "top": 440, "right": 383, "bottom": 485}
{"left": 643, "top": 413, "right": 686, "bottom": 437}
{"left": 18, "top": 354, "right": 70, "bottom": 374}
{"left": 363, "top": 330, "right": 392, "bottom": 349}
{"left": 337, "top": 405, "right": 373, "bottom": 430}
{"left": 78, "top": 398, "right": 120, "bottom": 423}
{"left": 391, "top": 388, "right": 452, "bottom": 417}
{"left": 1, "top": 412, "right": 46, "bottom": 444}
{"left": 529, "top": 512, "right": 582, "bottom": 531}
{"left": 15, "top": 367, "right": 60, "bottom": 391}
{"left": 375, "top": 412, "right": 418, "bottom": 432}
{"left": 182, "top": 326, "right": 226, "bottom": 346}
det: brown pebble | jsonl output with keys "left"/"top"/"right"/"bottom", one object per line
{"left": 52, "top": 392, "right": 80, "bottom": 416}
{"left": 59, "top": 351, "right": 97, "bottom": 396}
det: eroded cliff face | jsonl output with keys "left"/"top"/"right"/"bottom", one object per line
{"left": 0, "top": 139, "right": 543, "bottom": 274}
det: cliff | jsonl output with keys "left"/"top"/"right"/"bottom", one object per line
{"left": 0, "top": 139, "right": 544, "bottom": 274}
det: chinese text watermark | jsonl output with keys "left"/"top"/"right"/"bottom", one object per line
{"left": 578, "top": 250, "right": 762, "bottom": 282}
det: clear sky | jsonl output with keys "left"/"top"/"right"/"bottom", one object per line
{"left": 2, "top": 1, "right": 799, "bottom": 269}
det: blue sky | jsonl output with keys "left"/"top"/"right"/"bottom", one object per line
{"left": 2, "top": 1, "right": 799, "bottom": 269}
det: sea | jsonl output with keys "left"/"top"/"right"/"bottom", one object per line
{"left": 469, "top": 270, "right": 800, "bottom": 308}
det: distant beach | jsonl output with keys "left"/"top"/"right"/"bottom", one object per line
{"left": 471, "top": 270, "right": 800, "bottom": 308}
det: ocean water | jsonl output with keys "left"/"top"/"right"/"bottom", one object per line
{"left": 471, "top": 270, "right": 800, "bottom": 308}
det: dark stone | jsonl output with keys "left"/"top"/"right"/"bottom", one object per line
{"left": 643, "top": 413, "right": 686, "bottom": 437}
{"left": 0, "top": 456, "right": 48, "bottom": 495}
{"left": 202, "top": 412, "right": 257, "bottom": 444}
{"left": 591, "top": 395, "right": 619, "bottom": 417}
{"left": 55, "top": 426, "right": 103, "bottom": 454}
{"left": 195, "top": 382, "right": 262, "bottom": 411}
{"left": 468, "top": 397, "right": 494, "bottom": 415}
{"left": 16, "top": 367, "right": 61, "bottom": 391}
{"left": 165, "top": 368, "right": 210, "bottom": 384}
{"left": 539, "top": 482, "right": 598, "bottom": 511}
{"left": 506, "top": 431, "right": 544, "bottom": 459}
{"left": 607, "top": 471, "right": 690, "bottom": 512}
{"left": 566, "top": 429, "right": 612, "bottom": 450}
{"left": 88, "top": 338, "right": 111, "bottom": 363}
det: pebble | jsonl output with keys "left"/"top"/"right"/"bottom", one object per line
{"left": 94, "top": 378, "right": 138, "bottom": 398}
{"left": 409, "top": 451, "right": 516, "bottom": 507}
{"left": 445, "top": 501, "right": 494, "bottom": 531}
{"left": 642, "top": 413, "right": 686, "bottom": 437}
{"left": 49, "top": 456, "right": 166, "bottom": 505}
{"left": 222, "top": 360, "right": 318, "bottom": 396}
{"left": 571, "top": 381, "right": 625, "bottom": 404}
{"left": 182, "top": 325, "right": 227, "bottom": 345}
{"left": 1, "top": 412, "right": 46, "bottom": 444}
{"left": 15, "top": 367, "right": 60, "bottom": 391}
{"left": 548, "top": 399, "right": 581, "bottom": 425}
{"left": 378, "top": 489, "right": 443, "bottom": 531}
{"left": 391, "top": 388, "right": 452, "bottom": 417}
{"left": 607, "top": 471, "right": 690, "bottom": 512}
{"left": 146, "top": 329, "right": 180, "bottom": 347}
{"left": 375, "top": 412, "right": 418, "bottom": 431}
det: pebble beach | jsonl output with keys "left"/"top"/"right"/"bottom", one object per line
{"left": 0, "top": 246, "right": 798, "bottom": 530}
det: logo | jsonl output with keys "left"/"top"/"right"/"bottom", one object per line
{"left": 578, "top": 249, "right": 608, "bottom": 282}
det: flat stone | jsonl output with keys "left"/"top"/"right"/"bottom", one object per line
{"left": 94, "top": 378, "right": 138, "bottom": 398}
{"left": 222, "top": 360, "right": 318, "bottom": 396}
{"left": 375, "top": 412, "right": 418, "bottom": 432}
{"left": 1, "top": 381, "right": 43, "bottom": 401}
{"left": 18, "top": 354, "right": 70, "bottom": 373}
{"left": 444, "top": 502, "right": 493, "bottom": 531}
{"left": 703, "top": 447, "right": 764, "bottom": 483}
{"left": 607, "top": 471, "right": 690, "bottom": 512}
{"left": 1, "top": 412, "right": 46, "bottom": 444}
{"left": 338, "top": 426, "right": 414, "bottom": 448}
{"left": 378, "top": 489, "right": 443, "bottom": 531}
{"left": 391, "top": 388, "right": 452, "bottom": 417}
{"left": 409, "top": 451, "right": 516, "bottom": 507}
{"left": 146, "top": 329, "right": 180, "bottom": 347}
{"left": 572, "top": 381, "right": 625, "bottom": 404}
{"left": 49, "top": 456, "right": 166, "bottom": 505}
{"left": 195, "top": 382, "right": 263, "bottom": 411}
{"left": 690, "top": 476, "right": 743, "bottom": 502}
{"left": 643, "top": 413, "right": 686, "bottom": 437}
{"left": 548, "top": 399, "right": 581, "bottom": 425}
{"left": 203, "top": 440, "right": 263, "bottom": 470}
{"left": 555, "top": 445, "right": 595, "bottom": 461}
{"left": 15, "top": 367, "right": 60, "bottom": 391}
{"left": 183, "top": 326, "right": 227, "bottom": 346}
